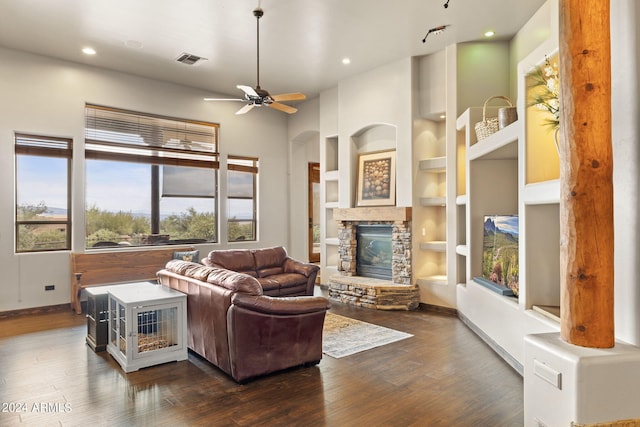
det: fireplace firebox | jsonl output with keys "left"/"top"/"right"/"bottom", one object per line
{"left": 356, "top": 224, "right": 393, "bottom": 280}
{"left": 334, "top": 206, "right": 412, "bottom": 286}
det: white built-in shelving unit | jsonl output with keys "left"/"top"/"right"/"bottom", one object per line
{"left": 413, "top": 49, "right": 450, "bottom": 296}
{"left": 320, "top": 136, "right": 340, "bottom": 281}
{"left": 455, "top": 38, "right": 562, "bottom": 372}
{"left": 414, "top": 122, "right": 448, "bottom": 289}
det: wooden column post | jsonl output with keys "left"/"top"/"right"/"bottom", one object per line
{"left": 559, "top": 0, "right": 614, "bottom": 348}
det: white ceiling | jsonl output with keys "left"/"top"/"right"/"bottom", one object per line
{"left": 0, "top": 0, "right": 545, "bottom": 100}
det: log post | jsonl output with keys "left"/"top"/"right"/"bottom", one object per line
{"left": 559, "top": 0, "right": 614, "bottom": 347}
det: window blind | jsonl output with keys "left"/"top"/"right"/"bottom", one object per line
{"left": 227, "top": 155, "right": 258, "bottom": 173}
{"left": 15, "top": 133, "right": 72, "bottom": 158}
{"left": 85, "top": 104, "right": 219, "bottom": 169}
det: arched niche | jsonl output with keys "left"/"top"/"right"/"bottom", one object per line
{"left": 351, "top": 123, "right": 397, "bottom": 154}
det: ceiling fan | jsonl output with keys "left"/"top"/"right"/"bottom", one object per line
{"left": 204, "top": 7, "right": 306, "bottom": 115}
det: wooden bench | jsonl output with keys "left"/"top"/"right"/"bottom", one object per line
{"left": 70, "top": 246, "right": 193, "bottom": 314}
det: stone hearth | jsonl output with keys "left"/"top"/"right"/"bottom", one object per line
{"left": 328, "top": 206, "right": 419, "bottom": 310}
{"left": 328, "top": 275, "right": 420, "bottom": 310}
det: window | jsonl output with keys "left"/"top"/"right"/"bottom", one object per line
{"left": 15, "top": 134, "right": 72, "bottom": 252}
{"left": 85, "top": 105, "right": 219, "bottom": 248}
{"left": 227, "top": 156, "right": 258, "bottom": 241}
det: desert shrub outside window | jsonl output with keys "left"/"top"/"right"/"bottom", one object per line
{"left": 15, "top": 134, "right": 72, "bottom": 252}
{"left": 84, "top": 105, "right": 219, "bottom": 249}
{"left": 227, "top": 155, "right": 258, "bottom": 242}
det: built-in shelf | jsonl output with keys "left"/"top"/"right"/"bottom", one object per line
{"left": 324, "top": 170, "right": 339, "bottom": 181}
{"left": 420, "top": 197, "right": 446, "bottom": 207}
{"left": 420, "top": 241, "right": 446, "bottom": 252}
{"left": 456, "top": 195, "right": 467, "bottom": 205}
{"left": 419, "top": 156, "right": 446, "bottom": 172}
{"left": 468, "top": 121, "right": 519, "bottom": 161}
{"left": 325, "top": 237, "right": 339, "bottom": 246}
{"left": 415, "top": 114, "right": 448, "bottom": 305}
{"left": 416, "top": 275, "right": 448, "bottom": 286}
{"left": 321, "top": 133, "right": 340, "bottom": 288}
{"left": 455, "top": 107, "right": 473, "bottom": 131}
{"left": 456, "top": 244, "right": 468, "bottom": 256}
{"left": 531, "top": 305, "right": 561, "bottom": 323}
{"left": 524, "top": 179, "right": 560, "bottom": 205}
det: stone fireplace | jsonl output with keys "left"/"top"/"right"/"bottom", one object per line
{"left": 328, "top": 206, "right": 419, "bottom": 310}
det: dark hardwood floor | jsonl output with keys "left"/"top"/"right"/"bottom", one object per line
{"left": 0, "top": 295, "right": 524, "bottom": 426}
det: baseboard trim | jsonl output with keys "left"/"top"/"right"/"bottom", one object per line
{"left": 0, "top": 303, "right": 71, "bottom": 320}
{"left": 457, "top": 312, "right": 524, "bottom": 376}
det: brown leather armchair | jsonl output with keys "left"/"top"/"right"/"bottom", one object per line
{"left": 157, "top": 260, "right": 330, "bottom": 383}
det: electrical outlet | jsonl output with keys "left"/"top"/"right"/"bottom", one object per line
{"left": 44, "top": 285, "right": 55, "bottom": 291}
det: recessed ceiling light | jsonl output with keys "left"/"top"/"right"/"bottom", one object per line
{"left": 82, "top": 47, "right": 96, "bottom": 55}
{"left": 484, "top": 30, "right": 495, "bottom": 38}
{"left": 342, "top": 58, "right": 351, "bottom": 65}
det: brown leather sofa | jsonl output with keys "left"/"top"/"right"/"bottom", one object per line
{"left": 157, "top": 259, "right": 330, "bottom": 383}
{"left": 202, "top": 246, "right": 319, "bottom": 297}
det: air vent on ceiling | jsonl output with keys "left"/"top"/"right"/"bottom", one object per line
{"left": 176, "top": 52, "right": 207, "bottom": 66}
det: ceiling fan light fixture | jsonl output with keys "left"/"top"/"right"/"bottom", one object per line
{"left": 204, "top": 6, "right": 305, "bottom": 115}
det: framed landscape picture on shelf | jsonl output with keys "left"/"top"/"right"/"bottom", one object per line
{"left": 476, "top": 215, "right": 519, "bottom": 297}
{"left": 356, "top": 150, "right": 396, "bottom": 207}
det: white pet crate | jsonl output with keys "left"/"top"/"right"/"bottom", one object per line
{"left": 106, "top": 282, "right": 187, "bottom": 372}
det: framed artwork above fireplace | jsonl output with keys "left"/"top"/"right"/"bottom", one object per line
{"left": 356, "top": 150, "right": 396, "bottom": 207}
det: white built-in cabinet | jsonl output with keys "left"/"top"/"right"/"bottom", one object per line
{"left": 455, "top": 39, "right": 562, "bottom": 372}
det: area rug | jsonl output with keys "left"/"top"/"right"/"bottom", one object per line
{"left": 322, "top": 312, "right": 413, "bottom": 358}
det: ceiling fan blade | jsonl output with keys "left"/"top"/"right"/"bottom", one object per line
{"left": 236, "top": 104, "right": 255, "bottom": 115}
{"left": 268, "top": 102, "right": 297, "bottom": 114}
{"left": 271, "top": 92, "right": 306, "bottom": 102}
{"left": 237, "top": 85, "right": 259, "bottom": 98}
{"left": 203, "top": 97, "right": 244, "bottom": 101}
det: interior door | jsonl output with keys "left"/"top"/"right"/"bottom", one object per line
{"left": 308, "top": 162, "right": 320, "bottom": 263}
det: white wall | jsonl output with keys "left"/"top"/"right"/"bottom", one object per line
{"left": 510, "top": 0, "right": 555, "bottom": 98}
{"left": 456, "top": 41, "right": 512, "bottom": 114}
{"left": 288, "top": 97, "right": 320, "bottom": 262}
{"left": 0, "top": 47, "right": 292, "bottom": 311}
{"left": 417, "top": 50, "right": 447, "bottom": 119}
{"left": 611, "top": 0, "right": 640, "bottom": 346}
{"left": 337, "top": 58, "right": 414, "bottom": 208}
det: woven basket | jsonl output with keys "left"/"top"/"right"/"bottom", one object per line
{"left": 474, "top": 95, "right": 514, "bottom": 141}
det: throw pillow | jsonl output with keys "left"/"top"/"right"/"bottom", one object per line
{"left": 172, "top": 250, "right": 200, "bottom": 263}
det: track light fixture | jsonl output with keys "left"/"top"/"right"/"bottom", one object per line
{"left": 422, "top": 25, "right": 450, "bottom": 43}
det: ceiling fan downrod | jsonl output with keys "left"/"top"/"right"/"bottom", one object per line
{"left": 254, "top": 7, "right": 263, "bottom": 91}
